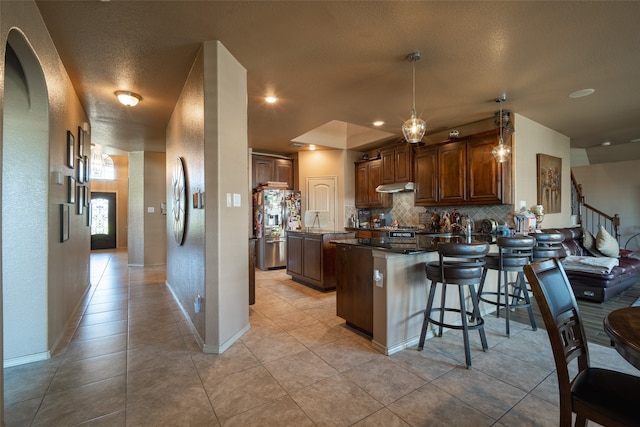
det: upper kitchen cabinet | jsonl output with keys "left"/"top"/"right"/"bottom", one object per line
{"left": 414, "top": 140, "right": 465, "bottom": 205}
{"left": 252, "top": 154, "right": 294, "bottom": 189}
{"left": 414, "top": 129, "right": 511, "bottom": 206}
{"left": 381, "top": 141, "right": 414, "bottom": 184}
{"left": 355, "top": 158, "right": 392, "bottom": 209}
{"left": 467, "top": 131, "right": 511, "bottom": 204}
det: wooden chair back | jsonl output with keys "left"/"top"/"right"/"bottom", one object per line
{"left": 523, "top": 258, "right": 590, "bottom": 426}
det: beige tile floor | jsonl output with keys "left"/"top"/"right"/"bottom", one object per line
{"left": 4, "top": 249, "right": 637, "bottom": 426}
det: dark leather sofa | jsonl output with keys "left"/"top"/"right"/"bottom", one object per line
{"left": 542, "top": 227, "right": 640, "bottom": 303}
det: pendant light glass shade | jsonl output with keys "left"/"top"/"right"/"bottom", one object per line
{"left": 492, "top": 137, "right": 511, "bottom": 163}
{"left": 402, "top": 110, "right": 427, "bottom": 143}
{"left": 402, "top": 52, "right": 426, "bottom": 143}
{"left": 493, "top": 97, "right": 511, "bottom": 163}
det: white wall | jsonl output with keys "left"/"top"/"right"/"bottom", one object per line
{"left": 513, "top": 114, "right": 572, "bottom": 228}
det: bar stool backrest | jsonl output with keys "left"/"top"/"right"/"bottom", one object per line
{"left": 497, "top": 236, "right": 535, "bottom": 266}
{"left": 436, "top": 242, "right": 490, "bottom": 285}
{"left": 533, "top": 233, "right": 565, "bottom": 261}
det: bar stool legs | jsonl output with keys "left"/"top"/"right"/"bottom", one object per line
{"left": 477, "top": 236, "right": 538, "bottom": 336}
{"left": 418, "top": 279, "right": 488, "bottom": 369}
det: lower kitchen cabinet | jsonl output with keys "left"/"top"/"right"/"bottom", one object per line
{"left": 286, "top": 231, "right": 354, "bottom": 290}
{"left": 335, "top": 244, "right": 373, "bottom": 336}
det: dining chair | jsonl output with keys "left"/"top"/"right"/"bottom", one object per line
{"left": 523, "top": 258, "right": 640, "bottom": 427}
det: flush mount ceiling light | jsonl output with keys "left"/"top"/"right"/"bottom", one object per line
{"left": 569, "top": 88, "right": 595, "bottom": 99}
{"left": 492, "top": 96, "right": 511, "bottom": 163}
{"left": 373, "top": 120, "right": 385, "bottom": 127}
{"left": 265, "top": 96, "right": 278, "bottom": 104}
{"left": 401, "top": 52, "right": 427, "bottom": 143}
{"left": 115, "top": 90, "right": 142, "bottom": 107}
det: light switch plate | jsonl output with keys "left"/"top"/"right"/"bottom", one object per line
{"left": 226, "top": 193, "right": 232, "bottom": 207}
{"left": 147, "top": 207, "right": 155, "bottom": 213}
{"left": 233, "top": 193, "right": 241, "bottom": 207}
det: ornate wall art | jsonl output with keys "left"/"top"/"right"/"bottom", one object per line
{"left": 537, "top": 153, "right": 561, "bottom": 214}
{"left": 172, "top": 157, "right": 187, "bottom": 245}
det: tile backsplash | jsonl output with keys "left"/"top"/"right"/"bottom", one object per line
{"left": 350, "top": 191, "right": 515, "bottom": 231}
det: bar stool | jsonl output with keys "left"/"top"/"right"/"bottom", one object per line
{"left": 532, "top": 232, "right": 565, "bottom": 261}
{"left": 477, "top": 236, "right": 537, "bottom": 336}
{"left": 510, "top": 232, "right": 566, "bottom": 310}
{"left": 418, "top": 241, "right": 490, "bottom": 368}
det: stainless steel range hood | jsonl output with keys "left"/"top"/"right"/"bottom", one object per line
{"left": 375, "top": 182, "right": 415, "bottom": 193}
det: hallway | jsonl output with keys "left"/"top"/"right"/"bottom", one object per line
{"left": 4, "top": 249, "right": 634, "bottom": 426}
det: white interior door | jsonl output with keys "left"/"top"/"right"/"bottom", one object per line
{"left": 306, "top": 176, "right": 337, "bottom": 231}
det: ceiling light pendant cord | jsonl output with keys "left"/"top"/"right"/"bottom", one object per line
{"left": 402, "top": 52, "right": 426, "bottom": 143}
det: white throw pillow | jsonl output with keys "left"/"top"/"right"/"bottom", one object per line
{"left": 596, "top": 226, "right": 619, "bottom": 258}
{"left": 582, "top": 228, "right": 604, "bottom": 257}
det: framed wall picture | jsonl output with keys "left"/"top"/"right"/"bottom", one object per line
{"left": 60, "top": 204, "right": 69, "bottom": 242}
{"left": 77, "top": 158, "right": 85, "bottom": 183}
{"left": 77, "top": 126, "right": 84, "bottom": 158}
{"left": 77, "top": 185, "right": 84, "bottom": 215}
{"left": 83, "top": 155, "right": 90, "bottom": 184}
{"left": 536, "top": 153, "right": 562, "bottom": 214}
{"left": 84, "top": 186, "right": 90, "bottom": 207}
{"left": 68, "top": 176, "right": 76, "bottom": 204}
{"left": 66, "top": 130, "right": 74, "bottom": 169}
{"left": 87, "top": 201, "right": 92, "bottom": 227}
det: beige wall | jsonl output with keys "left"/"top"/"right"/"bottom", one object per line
{"left": 572, "top": 160, "right": 640, "bottom": 250}
{"left": 166, "top": 41, "right": 249, "bottom": 353}
{"left": 144, "top": 152, "right": 167, "bottom": 265}
{"left": 297, "top": 149, "right": 362, "bottom": 230}
{"left": 513, "top": 114, "right": 572, "bottom": 228}
{"left": 127, "top": 152, "right": 166, "bottom": 265}
{"left": 90, "top": 154, "right": 129, "bottom": 248}
{"left": 1, "top": 0, "right": 92, "bottom": 415}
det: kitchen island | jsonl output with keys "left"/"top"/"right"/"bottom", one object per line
{"left": 286, "top": 230, "right": 355, "bottom": 290}
{"left": 334, "top": 236, "right": 499, "bottom": 355}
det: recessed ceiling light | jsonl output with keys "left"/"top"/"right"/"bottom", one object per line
{"left": 308, "top": 145, "right": 316, "bottom": 151}
{"left": 290, "top": 142, "right": 305, "bottom": 148}
{"left": 569, "top": 88, "right": 595, "bottom": 98}
{"left": 265, "top": 96, "right": 278, "bottom": 104}
{"left": 115, "top": 90, "right": 142, "bottom": 107}
{"left": 601, "top": 141, "right": 611, "bottom": 146}
{"left": 373, "top": 121, "right": 385, "bottom": 127}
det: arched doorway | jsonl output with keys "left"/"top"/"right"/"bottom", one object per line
{"left": 2, "top": 30, "right": 50, "bottom": 365}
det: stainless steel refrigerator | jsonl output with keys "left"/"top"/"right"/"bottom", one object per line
{"left": 253, "top": 189, "right": 302, "bottom": 270}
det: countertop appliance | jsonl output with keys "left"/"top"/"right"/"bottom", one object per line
{"left": 253, "top": 189, "right": 301, "bottom": 270}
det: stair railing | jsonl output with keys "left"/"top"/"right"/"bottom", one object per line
{"left": 571, "top": 171, "right": 620, "bottom": 242}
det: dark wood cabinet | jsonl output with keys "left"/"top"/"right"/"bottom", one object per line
{"left": 354, "top": 158, "right": 392, "bottom": 209}
{"left": 414, "top": 146, "right": 438, "bottom": 205}
{"left": 252, "top": 154, "right": 294, "bottom": 189}
{"left": 381, "top": 142, "right": 414, "bottom": 184}
{"left": 336, "top": 244, "right": 373, "bottom": 336}
{"left": 439, "top": 140, "right": 467, "bottom": 205}
{"left": 286, "top": 232, "right": 354, "bottom": 290}
{"left": 287, "top": 233, "right": 304, "bottom": 276}
{"left": 249, "top": 239, "right": 256, "bottom": 305}
{"left": 414, "top": 129, "right": 511, "bottom": 206}
{"left": 467, "top": 136, "right": 504, "bottom": 204}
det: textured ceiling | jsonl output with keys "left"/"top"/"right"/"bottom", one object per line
{"left": 34, "top": 1, "right": 640, "bottom": 163}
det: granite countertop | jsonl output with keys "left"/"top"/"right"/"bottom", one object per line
{"left": 333, "top": 235, "right": 494, "bottom": 255}
{"left": 288, "top": 228, "right": 355, "bottom": 235}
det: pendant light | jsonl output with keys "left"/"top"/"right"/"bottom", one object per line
{"left": 401, "top": 52, "right": 427, "bottom": 143}
{"left": 492, "top": 96, "right": 511, "bottom": 163}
